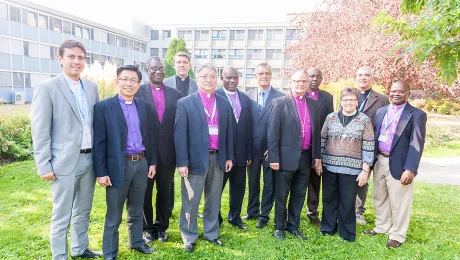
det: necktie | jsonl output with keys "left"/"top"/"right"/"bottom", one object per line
{"left": 258, "top": 92, "right": 265, "bottom": 115}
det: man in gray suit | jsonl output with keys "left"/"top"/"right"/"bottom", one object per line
{"left": 31, "top": 40, "right": 101, "bottom": 259}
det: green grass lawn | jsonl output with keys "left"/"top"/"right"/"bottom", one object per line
{"left": 423, "top": 141, "right": 460, "bottom": 158}
{"left": 0, "top": 161, "right": 459, "bottom": 259}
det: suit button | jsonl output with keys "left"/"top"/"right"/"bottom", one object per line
{"left": 299, "top": 148, "right": 301, "bottom": 150}
{"left": 159, "top": 141, "right": 162, "bottom": 144}
{"left": 125, "top": 131, "right": 128, "bottom": 134}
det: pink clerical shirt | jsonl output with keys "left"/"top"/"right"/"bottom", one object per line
{"left": 294, "top": 95, "right": 312, "bottom": 150}
{"left": 198, "top": 89, "right": 219, "bottom": 150}
{"left": 150, "top": 83, "right": 165, "bottom": 123}
{"left": 378, "top": 103, "right": 406, "bottom": 153}
{"left": 306, "top": 91, "right": 319, "bottom": 100}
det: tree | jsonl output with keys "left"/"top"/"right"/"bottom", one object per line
{"left": 164, "top": 38, "right": 195, "bottom": 78}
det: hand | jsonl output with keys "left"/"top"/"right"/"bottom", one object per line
{"left": 225, "top": 160, "right": 233, "bottom": 172}
{"left": 270, "top": 163, "right": 280, "bottom": 171}
{"left": 314, "top": 159, "right": 322, "bottom": 176}
{"left": 264, "top": 150, "right": 268, "bottom": 162}
{"left": 247, "top": 160, "right": 252, "bottom": 166}
{"left": 97, "top": 176, "right": 112, "bottom": 187}
{"left": 39, "top": 171, "right": 56, "bottom": 181}
{"left": 178, "top": 166, "right": 189, "bottom": 178}
{"left": 400, "top": 170, "right": 415, "bottom": 185}
{"left": 148, "top": 165, "right": 156, "bottom": 179}
{"left": 356, "top": 171, "right": 369, "bottom": 187}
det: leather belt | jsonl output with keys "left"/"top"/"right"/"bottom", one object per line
{"left": 80, "top": 148, "right": 92, "bottom": 154}
{"left": 126, "top": 152, "right": 145, "bottom": 161}
{"left": 209, "top": 150, "right": 218, "bottom": 154}
{"left": 379, "top": 152, "right": 390, "bottom": 158}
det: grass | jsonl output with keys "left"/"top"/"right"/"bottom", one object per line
{"left": 0, "top": 161, "right": 459, "bottom": 259}
{"left": 423, "top": 141, "right": 460, "bottom": 158}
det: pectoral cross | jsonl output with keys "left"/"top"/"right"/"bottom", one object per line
{"left": 301, "top": 129, "right": 306, "bottom": 137}
{"left": 384, "top": 130, "right": 390, "bottom": 137}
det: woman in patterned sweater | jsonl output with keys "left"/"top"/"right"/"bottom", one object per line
{"left": 318, "top": 87, "right": 375, "bottom": 242}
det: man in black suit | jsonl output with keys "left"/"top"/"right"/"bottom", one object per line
{"left": 364, "top": 80, "right": 426, "bottom": 249}
{"left": 216, "top": 66, "right": 253, "bottom": 231}
{"left": 175, "top": 63, "right": 234, "bottom": 252}
{"left": 93, "top": 65, "right": 158, "bottom": 259}
{"left": 268, "top": 69, "right": 321, "bottom": 240}
{"left": 305, "top": 67, "right": 334, "bottom": 227}
{"left": 245, "top": 62, "right": 285, "bottom": 229}
{"left": 136, "top": 57, "right": 183, "bottom": 243}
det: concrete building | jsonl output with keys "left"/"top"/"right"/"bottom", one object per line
{"left": 0, "top": 0, "right": 149, "bottom": 103}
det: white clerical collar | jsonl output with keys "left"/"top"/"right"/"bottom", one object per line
{"left": 223, "top": 87, "right": 236, "bottom": 95}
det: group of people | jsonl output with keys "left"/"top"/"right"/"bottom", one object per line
{"left": 31, "top": 39, "right": 427, "bottom": 260}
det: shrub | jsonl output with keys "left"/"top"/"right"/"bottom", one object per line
{"left": 425, "top": 122, "right": 453, "bottom": 149}
{"left": 0, "top": 112, "right": 33, "bottom": 162}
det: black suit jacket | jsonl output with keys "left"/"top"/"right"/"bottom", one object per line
{"left": 93, "top": 95, "right": 158, "bottom": 188}
{"left": 174, "top": 91, "right": 234, "bottom": 174}
{"left": 135, "top": 83, "right": 183, "bottom": 168}
{"left": 215, "top": 87, "right": 254, "bottom": 167}
{"left": 374, "top": 103, "right": 427, "bottom": 180}
{"left": 245, "top": 87, "right": 285, "bottom": 160}
{"left": 317, "top": 90, "right": 334, "bottom": 128}
{"left": 267, "top": 93, "right": 321, "bottom": 171}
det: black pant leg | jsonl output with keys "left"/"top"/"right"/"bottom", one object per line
{"left": 274, "top": 170, "right": 292, "bottom": 230}
{"left": 154, "top": 164, "right": 175, "bottom": 232}
{"left": 169, "top": 179, "right": 174, "bottom": 215}
{"left": 287, "top": 168, "right": 310, "bottom": 231}
{"left": 259, "top": 161, "right": 275, "bottom": 221}
{"left": 307, "top": 168, "right": 321, "bottom": 219}
{"left": 142, "top": 175, "right": 155, "bottom": 232}
{"left": 218, "top": 170, "right": 231, "bottom": 225}
{"left": 228, "top": 165, "right": 247, "bottom": 225}
{"left": 246, "top": 159, "right": 262, "bottom": 217}
{"left": 338, "top": 173, "right": 358, "bottom": 241}
{"left": 320, "top": 169, "right": 339, "bottom": 235}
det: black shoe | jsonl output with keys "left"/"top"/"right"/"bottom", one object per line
{"left": 72, "top": 249, "right": 103, "bottom": 258}
{"left": 320, "top": 231, "right": 334, "bottom": 236}
{"left": 132, "top": 243, "right": 155, "bottom": 254}
{"left": 183, "top": 243, "right": 194, "bottom": 252}
{"left": 143, "top": 232, "right": 157, "bottom": 244}
{"left": 232, "top": 223, "right": 249, "bottom": 230}
{"left": 256, "top": 220, "right": 268, "bottom": 229}
{"left": 158, "top": 231, "right": 168, "bottom": 242}
{"left": 288, "top": 229, "right": 308, "bottom": 240}
{"left": 208, "top": 238, "right": 223, "bottom": 247}
{"left": 242, "top": 215, "right": 258, "bottom": 220}
{"left": 274, "top": 230, "right": 285, "bottom": 240}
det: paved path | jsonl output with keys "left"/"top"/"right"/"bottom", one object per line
{"left": 416, "top": 157, "right": 460, "bottom": 185}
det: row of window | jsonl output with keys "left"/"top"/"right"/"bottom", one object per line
{"left": 191, "top": 49, "right": 283, "bottom": 60}
{"left": 155, "top": 29, "right": 300, "bottom": 41}
{"left": 0, "top": 71, "right": 54, "bottom": 88}
{"left": 0, "top": 3, "right": 147, "bottom": 52}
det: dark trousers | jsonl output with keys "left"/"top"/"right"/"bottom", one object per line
{"left": 169, "top": 179, "right": 174, "bottom": 215}
{"left": 143, "top": 161, "right": 175, "bottom": 233}
{"left": 218, "top": 165, "right": 247, "bottom": 226}
{"left": 102, "top": 158, "right": 148, "bottom": 258}
{"left": 247, "top": 158, "right": 275, "bottom": 222}
{"left": 274, "top": 150, "right": 311, "bottom": 231}
{"left": 306, "top": 168, "right": 321, "bottom": 220}
{"left": 320, "top": 169, "right": 357, "bottom": 242}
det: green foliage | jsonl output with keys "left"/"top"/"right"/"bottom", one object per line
{"left": 424, "top": 99, "right": 460, "bottom": 115}
{"left": 425, "top": 122, "right": 454, "bottom": 148}
{"left": 164, "top": 38, "right": 194, "bottom": 78}
{"left": 0, "top": 112, "right": 33, "bottom": 162}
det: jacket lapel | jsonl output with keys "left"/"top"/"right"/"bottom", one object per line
{"left": 258, "top": 88, "right": 275, "bottom": 121}
{"left": 374, "top": 105, "right": 388, "bottom": 138}
{"left": 192, "top": 92, "right": 208, "bottom": 127}
{"left": 109, "top": 95, "right": 127, "bottom": 127}
{"left": 391, "top": 104, "right": 413, "bottom": 151}
{"left": 306, "top": 97, "right": 315, "bottom": 135}
{"left": 287, "top": 93, "right": 301, "bottom": 131}
{"left": 317, "top": 90, "right": 326, "bottom": 110}
{"left": 56, "top": 74, "right": 82, "bottom": 123}
{"left": 135, "top": 97, "right": 147, "bottom": 139}
{"left": 363, "top": 89, "right": 377, "bottom": 112}
{"left": 81, "top": 78, "right": 94, "bottom": 122}
{"left": 144, "top": 84, "right": 160, "bottom": 124}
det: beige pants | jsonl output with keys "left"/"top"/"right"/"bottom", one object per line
{"left": 373, "top": 154, "right": 414, "bottom": 243}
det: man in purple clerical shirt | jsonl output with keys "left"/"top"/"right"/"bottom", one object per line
{"left": 93, "top": 65, "right": 159, "bottom": 259}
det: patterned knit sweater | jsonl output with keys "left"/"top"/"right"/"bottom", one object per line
{"left": 321, "top": 112, "right": 375, "bottom": 175}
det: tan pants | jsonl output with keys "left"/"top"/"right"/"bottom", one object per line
{"left": 373, "top": 154, "right": 414, "bottom": 243}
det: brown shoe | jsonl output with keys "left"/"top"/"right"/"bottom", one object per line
{"left": 364, "top": 229, "right": 379, "bottom": 235}
{"left": 310, "top": 218, "right": 321, "bottom": 228}
{"left": 386, "top": 239, "right": 402, "bottom": 249}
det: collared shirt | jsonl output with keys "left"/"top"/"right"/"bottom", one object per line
{"left": 294, "top": 95, "right": 312, "bottom": 150}
{"left": 117, "top": 95, "right": 145, "bottom": 155}
{"left": 358, "top": 88, "right": 372, "bottom": 112}
{"left": 175, "top": 74, "right": 190, "bottom": 97}
{"left": 257, "top": 86, "right": 271, "bottom": 114}
{"left": 198, "top": 90, "right": 219, "bottom": 150}
{"left": 150, "top": 83, "right": 165, "bottom": 123}
{"left": 378, "top": 103, "right": 406, "bottom": 153}
{"left": 306, "top": 90, "right": 319, "bottom": 100}
{"left": 223, "top": 88, "right": 242, "bottom": 121}
{"left": 63, "top": 75, "right": 92, "bottom": 149}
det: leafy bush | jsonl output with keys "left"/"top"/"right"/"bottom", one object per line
{"left": 425, "top": 122, "right": 453, "bottom": 149}
{"left": 0, "top": 112, "right": 33, "bottom": 162}
{"left": 423, "top": 99, "right": 460, "bottom": 116}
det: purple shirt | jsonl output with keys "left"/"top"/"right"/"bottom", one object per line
{"left": 118, "top": 95, "right": 145, "bottom": 155}
{"left": 150, "top": 83, "right": 165, "bottom": 123}
{"left": 294, "top": 95, "right": 312, "bottom": 150}
{"left": 198, "top": 90, "right": 219, "bottom": 150}
{"left": 224, "top": 89, "right": 242, "bottom": 121}
{"left": 378, "top": 103, "right": 406, "bottom": 153}
{"left": 306, "top": 91, "right": 319, "bottom": 100}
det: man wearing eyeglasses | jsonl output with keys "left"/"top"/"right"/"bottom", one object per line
{"left": 245, "top": 63, "right": 284, "bottom": 229}
{"left": 93, "top": 65, "right": 159, "bottom": 259}
{"left": 135, "top": 57, "right": 183, "bottom": 244}
{"left": 175, "top": 63, "right": 234, "bottom": 252}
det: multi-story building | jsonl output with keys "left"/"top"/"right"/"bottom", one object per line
{"left": 0, "top": 0, "right": 149, "bottom": 103}
{"left": 132, "top": 20, "right": 300, "bottom": 92}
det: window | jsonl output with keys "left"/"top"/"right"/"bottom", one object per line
{"left": 74, "top": 25, "right": 83, "bottom": 38}
{"left": 122, "top": 38, "right": 128, "bottom": 48}
{"left": 248, "top": 29, "right": 263, "bottom": 40}
{"left": 246, "top": 68, "right": 255, "bottom": 78}
{"left": 150, "top": 48, "right": 159, "bottom": 56}
{"left": 50, "top": 46, "right": 58, "bottom": 59}
{"left": 9, "top": 6, "right": 21, "bottom": 23}
{"left": 161, "top": 48, "right": 167, "bottom": 58}
{"left": 63, "top": 20, "right": 71, "bottom": 34}
{"left": 0, "top": 37, "right": 9, "bottom": 54}
{"left": 229, "top": 49, "right": 243, "bottom": 59}
{"left": 40, "top": 74, "right": 51, "bottom": 83}
{"left": 212, "top": 30, "right": 227, "bottom": 40}
{"left": 286, "top": 29, "right": 298, "bottom": 40}
{"left": 211, "top": 49, "right": 226, "bottom": 59}
{"left": 236, "top": 68, "right": 243, "bottom": 77}
{"left": 13, "top": 72, "right": 24, "bottom": 88}
{"left": 247, "top": 49, "right": 263, "bottom": 59}
{"left": 116, "top": 36, "right": 122, "bottom": 47}
{"left": 92, "top": 29, "right": 100, "bottom": 41}
{"left": 195, "top": 30, "right": 209, "bottom": 41}
{"left": 217, "top": 67, "right": 224, "bottom": 77}
{"left": 194, "top": 49, "right": 208, "bottom": 59}
{"left": 272, "top": 68, "right": 281, "bottom": 79}
{"left": 126, "top": 39, "right": 133, "bottom": 49}
{"left": 134, "top": 41, "right": 140, "bottom": 51}
{"left": 108, "top": 34, "right": 116, "bottom": 45}
{"left": 38, "top": 15, "right": 48, "bottom": 29}
{"left": 151, "top": 30, "right": 159, "bottom": 40}
{"left": 141, "top": 43, "right": 147, "bottom": 53}
{"left": 22, "top": 9, "right": 37, "bottom": 27}
{"left": 0, "top": 3, "right": 7, "bottom": 20}
{"left": 229, "top": 30, "right": 245, "bottom": 40}
{"left": 50, "top": 17, "right": 62, "bottom": 32}
{"left": 25, "top": 73, "right": 31, "bottom": 88}
{"left": 86, "top": 52, "right": 91, "bottom": 64}
{"left": 40, "top": 44, "right": 50, "bottom": 59}
{"left": 83, "top": 28, "right": 90, "bottom": 39}
{"left": 0, "top": 72, "right": 12, "bottom": 87}
{"left": 100, "top": 31, "right": 108, "bottom": 44}
{"left": 178, "top": 30, "right": 192, "bottom": 40}
{"left": 24, "top": 41, "right": 38, "bottom": 57}
{"left": 10, "top": 39, "right": 23, "bottom": 55}
{"left": 267, "top": 29, "right": 283, "bottom": 40}
{"left": 266, "top": 49, "right": 282, "bottom": 60}
{"left": 162, "top": 30, "right": 171, "bottom": 39}
{"left": 30, "top": 73, "right": 41, "bottom": 88}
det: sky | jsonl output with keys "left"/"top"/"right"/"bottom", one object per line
{"left": 28, "top": 0, "right": 319, "bottom": 34}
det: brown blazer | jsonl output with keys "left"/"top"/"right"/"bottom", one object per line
{"left": 362, "top": 89, "right": 389, "bottom": 126}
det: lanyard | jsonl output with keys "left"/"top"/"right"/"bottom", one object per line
{"left": 225, "top": 91, "right": 240, "bottom": 114}
{"left": 383, "top": 105, "right": 405, "bottom": 131}
{"left": 358, "top": 91, "right": 371, "bottom": 112}
{"left": 203, "top": 99, "right": 217, "bottom": 125}
{"left": 65, "top": 78, "right": 87, "bottom": 121}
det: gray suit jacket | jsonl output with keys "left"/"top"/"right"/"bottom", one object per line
{"left": 163, "top": 75, "right": 198, "bottom": 96}
{"left": 31, "top": 73, "right": 99, "bottom": 176}
{"left": 362, "top": 89, "right": 389, "bottom": 125}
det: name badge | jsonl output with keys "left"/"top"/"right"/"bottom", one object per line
{"left": 378, "top": 134, "right": 388, "bottom": 142}
{"left": 209, "top": 126, "right": 219, "bottom": 135}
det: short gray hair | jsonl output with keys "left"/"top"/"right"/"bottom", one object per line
{"left": 357, "top": 66, "right": 374, "bottom": 77}
{"left": 256, "top": 62, "right": 272, "bottom": 73}
{"left": 196, "top": 63, "right": 217, "bottom": 75}
{"left": 340, "top": 87, "right": 360, "bottom": 100}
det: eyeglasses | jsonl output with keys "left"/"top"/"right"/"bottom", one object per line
{"left": 341, "top": 99, "right": 358, "bottom": 102}
{"left": 256, "top": 72, "right": 272, "bottom": 76}
{"left": 118, "top": 78, "right": 139, "bottom": 84}
{"left": 291, "top": 80, "right": 308, "bottom": 84}
{"left": 148, "top": 66, "right": 165, "bottom": 73}
{"left": 197, "top": 75, "right": 217, "bottom": 80}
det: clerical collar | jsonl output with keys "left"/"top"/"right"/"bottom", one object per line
{"left": 223, "top": 87, "right": 236, "bottom": 95}
{"left": 150, "top": 83, "right": 164, "bottom": 91}
{"left": 198, "top": 89, "right": 214, "bottom": 99}
{"left": 175, "top": 74, "right": 188, "bottom": 81}
{"left": 117, "top": 94, "right": 133, "bottom": 105}
{"left": 391, "top": 103, "right": 407, "bottom": 110}
{"left": 360, "top": 88, "right": 371, "bottom": 95}
{"left": 342, "top": 110, "right": 357, "bottom": 116}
